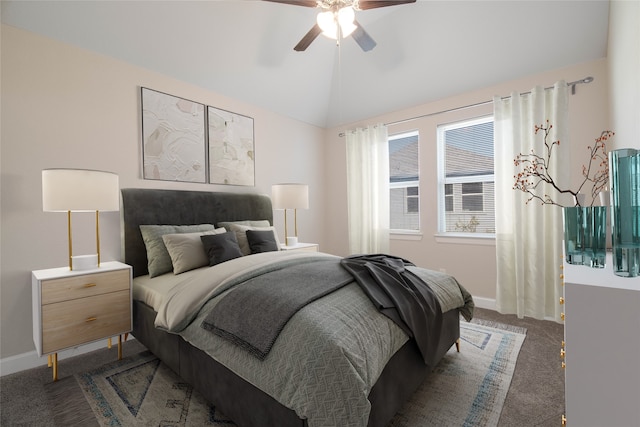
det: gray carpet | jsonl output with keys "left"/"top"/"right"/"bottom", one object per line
{"left": 0, "top": 308, "right": 565, "bottom": 426}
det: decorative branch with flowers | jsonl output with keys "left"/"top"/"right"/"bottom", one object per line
{"left": 513, "top": 121, "right": 614, "bottom": 207}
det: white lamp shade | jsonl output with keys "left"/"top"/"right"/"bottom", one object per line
{"left": 272, "top": 184, "right": 309, "bottom": 210}
{"left": 42, "top": 169, "right": 120, "bottom": 212}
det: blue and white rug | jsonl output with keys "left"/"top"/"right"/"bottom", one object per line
{"left": 389, "top": 320, "right": 526, "bottom": 427}
{"left": 74, "top": 321, "right": 525, "bottom": 426}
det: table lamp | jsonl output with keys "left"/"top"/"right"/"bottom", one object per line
{"left": 42, "top": 169, "right": 120, "bottom": 270}
{"left": 272, "top": 183, "right": 309, "bottom": 246}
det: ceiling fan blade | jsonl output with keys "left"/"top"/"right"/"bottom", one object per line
{"left": 262, "top": 0, "right": 318, "bottom": 7}
{"left": 352, "top": 21, "right": 377, "bottom": 52}
{"left": 358, "top": 0, "right": 416, "bottom": 10}
{"left": 294, "top": 24, "right": 323, "bottom": 51}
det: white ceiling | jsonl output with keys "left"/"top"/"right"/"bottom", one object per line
{"left": 1, "top": 0, "right": 610, "bottom": 128}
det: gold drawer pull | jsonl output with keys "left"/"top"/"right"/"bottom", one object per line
{"left": 561, "top": 312, "right": 565, "bottom": 321}
{"left": 559, "top": 297, "right": 565, "bottom": 305}
{"left": 560, "top": 348, "right": 566, "bottom": 359}
{"left": 83, "top": 283, "right": 97, "bottom": 288}
{"left": 562, "top": 414, "right": 567, "bottom": 426}
{"left": 85, "top": 317, "right": 97, "bottom": 322}
{"left": 561, "top": 361, "right": 566, "bottom": 369}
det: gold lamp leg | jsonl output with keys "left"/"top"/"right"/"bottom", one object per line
{"left": 95, "top": 210, "right": 101, "bottom": 266}
{"left": 67, "top": 210, "right": 73, "bottom": 270}
{"left": 294, "top": 208, "right": 298, "bottom": 238}
{"left": 283, "top": 209, "right": 289, "bottom": 243}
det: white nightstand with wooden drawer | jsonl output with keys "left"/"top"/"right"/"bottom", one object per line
{"left": 32, "top": 261, "right": 132, "bottom": 381}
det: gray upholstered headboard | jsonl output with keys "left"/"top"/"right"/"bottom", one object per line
{"left": 121, "top": 188, "right": 273, "bottom": 277}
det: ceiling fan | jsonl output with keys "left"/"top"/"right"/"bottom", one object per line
{"left": 264, "top": 0, "right": 416, "bottom": 52}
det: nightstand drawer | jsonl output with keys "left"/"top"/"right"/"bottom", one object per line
{"left": 42, "top": 290, "right": 131, "bottom": 354}
{"left": 41, "top": 269, "right": 130, "bottom": 305}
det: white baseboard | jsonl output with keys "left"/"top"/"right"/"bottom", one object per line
{"left": 0, "top": 337, "right": 134, "bottom": 377}
{"left": 471, "top": 296, "right": 496, "bottom": 311}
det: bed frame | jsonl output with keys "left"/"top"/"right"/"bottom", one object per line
{"left": 121, "top": 188, "right": 460, "bottom": 427}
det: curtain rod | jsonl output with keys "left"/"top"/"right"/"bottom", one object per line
{"left": 338, "top": 76, "right": 594, "bottom": 137}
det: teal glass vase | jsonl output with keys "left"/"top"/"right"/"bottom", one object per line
{"left": 609, "top": 148, "right": 640, "bottom": 277}
{"left": 563, "top": 206, "right": 607, "bottom": 268}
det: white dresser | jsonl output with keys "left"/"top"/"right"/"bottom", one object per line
{"left": 563, "top": 254, "right": 640, "bottom": 426}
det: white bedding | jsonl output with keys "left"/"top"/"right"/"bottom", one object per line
{"left": 132, "top": 267, "right": 207, "bottom": 311}
{"left": 132, "top": 251, "right": 331, "bottom": 316}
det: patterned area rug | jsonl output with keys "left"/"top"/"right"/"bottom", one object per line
{"left": 62, "top": 321, "right": 525, "bottom": 426}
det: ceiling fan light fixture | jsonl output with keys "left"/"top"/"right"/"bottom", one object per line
{"left": 317, "top": 10, "right": 338, "bottom": 39}
{"left": 338, "top": 6, "right": 357, "bottom": 37}
{"left": 317, "top": 6, "right": 356, "bottom": 39}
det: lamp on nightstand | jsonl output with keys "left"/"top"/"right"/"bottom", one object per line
{"left": 272, "top": 183, "right": 309, "bottom": 246}
{"left": 42, "top": 169, "right": 119, "bottom": 270}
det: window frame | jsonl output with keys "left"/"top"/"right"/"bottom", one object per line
{"left": 389, "top": 130, "right": 420, "bottom": 233}
{"left": 436, "top": 115, "right": 495, "bottom": 238}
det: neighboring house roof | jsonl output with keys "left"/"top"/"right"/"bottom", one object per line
{"left": 446, "top": 145, "right": 494, "bottom": 178}
{"left": 390, "top": 136, "right": 418, "bottom": 183}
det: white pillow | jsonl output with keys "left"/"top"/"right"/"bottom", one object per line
{"left": 162, "top": 228, "right": 226, "bottom": 274}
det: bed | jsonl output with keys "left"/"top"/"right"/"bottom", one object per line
{"left": 121, "top": 188, "right": 474, "bottom": 427}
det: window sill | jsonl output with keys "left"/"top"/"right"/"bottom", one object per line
{"left": 390, "top": 231, "right": 423, "bottom": 241}
{"left": 434, "top": 232, "right": 495, "bottom": 246}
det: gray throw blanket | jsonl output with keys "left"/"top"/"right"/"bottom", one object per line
{"left": 340, "top": 254, "right": 443, "bottom": 367}
{"left": 201, "top": 258, "right": 353, "bottom": 360}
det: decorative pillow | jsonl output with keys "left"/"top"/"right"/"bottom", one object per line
{"left": 200, "top": 232, "right": 244, "bottom": 266}
{"left": 225, "top": 224, "right": 282, "bottom": 255}
{"left": 246, "top": 229, "right": 279, "bottom": 254}
{"left": 140, "top": 224, "right": 215, "bottom": 278}
{"left": 162, "top": 228, "right": 226, "bottom": 274}
{"left": 217, "top": 220, "right": 271, "bottom": 229}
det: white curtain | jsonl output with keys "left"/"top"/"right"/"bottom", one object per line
{"left": 345, "top": 124, "right": 390, "bottom": 254}
{"left": 494, "top": 82, "right": 569, "bottom": 321}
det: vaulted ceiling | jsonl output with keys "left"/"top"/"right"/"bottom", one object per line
{"left": 1, "top": 0, "right": 610, "bottom": 128}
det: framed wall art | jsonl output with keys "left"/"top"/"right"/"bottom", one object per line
{"left": 141, "top": 87, "right": 206, "bottom": 183}
{"left": 207, "top": 106, "right": 255, "bottom": 186}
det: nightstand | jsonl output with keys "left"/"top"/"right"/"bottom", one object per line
{"left": 32, "top": 261, "right": 132, "bottom": 381}
{"left": 280, "top": 242, "right": 319, "bottom": 252}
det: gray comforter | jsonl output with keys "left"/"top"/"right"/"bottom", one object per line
{"left": 202, "top": 257, "right": 353, "bottom": 360}
{"left": 154, "top": 251, "right": 473, "bottom": 427}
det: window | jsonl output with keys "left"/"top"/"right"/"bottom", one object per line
{"left": 445, "top": 184, "right": 453, "bottom": 212}
{"left": 437, "top": 117, "right": 495, "bottom": 235}
{"left": 389, "top": 131, "right": 419, "bottom": 231}
{"left": 461, "top": 182, "right": 483, "bottom": 211}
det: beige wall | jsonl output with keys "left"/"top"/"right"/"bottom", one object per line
{"left": 608, "top": 0, "right": 640, "bottom": 150}
{"left": 0, "top": 25, "right": 326, "bottom": 359}
{"left": 323, "top": 59, "right": 611, "bottom": 303}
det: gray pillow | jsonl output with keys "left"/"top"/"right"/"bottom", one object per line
{"left": 162, "top": 228, "right": 226, "bottom": 274}
{"left": 246, "top": 229, "right": 279, "bottom": 253}
{"left": 201, "top": 232, "right": 244, "bottom": 266}
{"left": 217, "top": 220, "right": 271, "bottom": 231}
{"left": 140, "top": 224, "right": 215, "bottom": 277}
{"left": 217, "top": 221, "right": 281, "bottom": 255}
